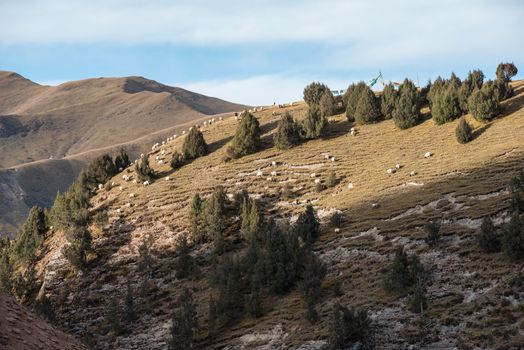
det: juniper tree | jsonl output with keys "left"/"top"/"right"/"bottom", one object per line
{"left": 344, "top": 81, "right": 367, "bottom": 122}
{"left": 294, "top": 205, "right": 320, "bottom": 246}
{"left": 62, "top": 226, "right": 92, "bottom": 271}
{"left": 449, "top": 72, "right": 462, "bottom": 90}
{"left": 135, "top": 157, "right": 155, "bottom": 182}
{"left": 384, "top": 247, "right": 425, "bottom": 294}
{"left": 114, "top": 148, "right": 130, "bottom": 171}
{"left": 300, "top": 252, "right": 326, "bottom": 323}
{"left": 84, "top": 154, "right": 117, "bottom": 190}
{"left": 183, "top": 128, "right": 208, "bottom": 160}
{"left": 205, "top": 187, "right": 227, "bottom": 254}
{"left": 319, "top": 90, "right": 336, "bottom": 118}
{"left": 273, "top": 112, "right": 301, "bottom": 150}
{"left": 189, "top": 193, "right": 205, "bottom": 242}
{"left": 496, "top": 62, "right": 518, "bottom": 82}
{"left": 214, "top": 256, "right": 244, "bottom": 323}
{"left": 392, "top": 79, "right": 421, "bottom": 129}
{"left": 432, "top": 86, "right": 462, "bottom": 125}
{"left": 354, "top": 86, "right": 381, "bottom": 124}
{"left": 174, "top": 235, "right": 194, "bottom": 279}
{"left": 409, "top": 273, "right": 428, "bottom": 314}
{"left": 491, "top": 79, "right": 513, "bottom": 102}
{"left": 303, "top": 82, "right": 331, "bottom": 107}
{"left": 455, "top": 117, "right": 473, "bottom": 144}
{"left": 427, "top": 76, "right": 445, "bottom": 107}
{"left": 301, "top": 107, "right": 327, "bottom": 140}
{"left": 502, "top": 213, "right": 524, "bottom": 260}
{"left": 0, "top": 251, "right": 13, "bottom": 294}
{"left": 459, "top": 69, "right": 485, "bottom": 113}
{"left": 106, "top": 297, "right": 123, "bottom": 335}
{"left": 380, "top": 83, "right": 398, "bottom": 119}
{"left": 14, "top": 206, "right": 47, "bottom": 264}
{"left": 240, "top": 198, "right": 264, "bottom": 242}
{"left": 231, "top": 112, "right": 261, "bottom": 157}
{"left": 246, "top": 262, "right": 264, "bottom": 318}
{"left": 468, "top": 85, "right": 500, "bottom": 122}
{"left": 170, "top": 150, "right": 184, "bottom": 170}
{"left": 327, "top": 304, "right": 371, "bottom": 350}
{"left": 138, "top": 235, "right": 154, "bottom": 274}
{"left": 169, "top": 288, "right": 197, "bottom": 350}
{"left": 477, "top": 217, "right": 500, "bottom": 253}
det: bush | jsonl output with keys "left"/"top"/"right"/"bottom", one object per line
{"left": 114, "top": 148, "right": 130, "bottom": 171}
{"left": 49, "top": 178, "right": 90, "bottom": 231}
{"left": 502, "top": 213, "right": 524, "bottom": 260}
{"left": 496, "top": 62, "right": 518, "bottom": 82}
{"left": 354, "top": 86, "right": 382, "bottom": 124}
{"left": 409, "top": 275, "right": 428, "bottom": 314}
{"left": 231, "top": 112, "right": 261, "bottom": 157}
{"left": 170, "top": 151, "right": 184, "bottom": 170}
{"left": 300, "top": 107, "right": 327, "bottom": 139}
{"left": 303, "top": 82, "right": 331, "bottom": 107}
{"left": 384, "top": 247, "right": 424, "bottom": 294}
{"left": 343, "top": 81, "right": 367, "bottom": 122}
{"left": 294, "top": 205, "right": 320, "bottom": 246}
{"left": 319, "top": 90, "right": 336, "bottom": 118}
{"left": 455, "top": 117, "right": 473, "bottom": 144}
{"left": 174, "top": 235, "right": 195, "bottom": 279}
{"left": 327, "top": 304, "right": 371, "bottom": 349}
{"left": 467, "top": 85, "right": 500, "bottom": 122}
{"left": 273, "top": 112, "right": 301, "bottom": 150}
{"left": 182, "top": 128, "right": 208, "bottom": 160}
{"left": 240, "top": 198, "right": 264, "bottom": 242}
{"left": 330, "top": 212, "right": 343, "bottom": 228}
{"left": 135, "top": 157, "right": 155, "bottom": 182}
{"left": 432, "top": 86, "right": 462, "bottom": 125}
{"left": 392, "top": 79, "right": 421, "bottom": 129}
{"left": 326, "top": 170, "right": 337, "bottom": 188}
{"left": 449, "top": 72, "right": 462, "bottom": 89}
{"left": 477, "top": 217, "right": 500, "bottom": 253}
{"left": 190, "top": 193, "right": 205, "bottom": 242}
{"left": 380, "top": 83, "right": 398, "bottom": 119}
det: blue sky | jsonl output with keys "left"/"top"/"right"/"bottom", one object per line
{"left": 1, "top": 0, "right": 523, "bottom": 105}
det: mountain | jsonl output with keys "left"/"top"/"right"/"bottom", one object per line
{"left": 0, "top": 71, "right": 247, "bottom": 237}
{"left": 24, "top": 80, "right": 524, "bottom": 348}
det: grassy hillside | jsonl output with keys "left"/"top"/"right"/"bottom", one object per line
{"left": 36, "top": 81, "right": 524, "bottom": 349}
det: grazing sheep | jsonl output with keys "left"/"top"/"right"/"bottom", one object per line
{"left": 256, "top": 170, "right": 264, "bottom": 177}
{"left": 182, "top": 130, "right": 186, "bottom": 135}
{"left": 118, "top": 167, "right": 123, "bottom": 172}
{"left": 129, "top": 193, "right": 135, "bottom": 198}
{"left": 165, "top": 176, "right": 170, "bottom": 181}
{"left": 271, "top": 171, "right": 277, "bottom": 176}
{"left": 424, "top": 151, "right": 432, "bottom": 158}
{"left": 126, "top": 203, "right": 132, "bottom": 208}
{"left": 395, "top": 164, "right": 402, "bottom": 169}
{"left": 331, "top": 157, "right": 336, "bottom": 162}
{"left": 119, "top": 186, "right": 124, "bottom": 191}
{"left": 122, "top": 175, "right": 130, "bottom": 181}
{"left": 410, "top": 171, "right": 417, "bottom": 176}
{"left": 173, "top": 134, "right": 177, "bottom": 139}
{"left": 235, "top": 116, "right": 239, "bottom": 121}
{"left": 143, "top": 181, "right": 150, "bottom": 186}
{"left": 387, "top": 168, "right": 396, "bottom": 174}
{"left": 212, "top": 118, "right": 216, "bottom": 122}
{"left": 98, "top": 184, "right": 103, "bottom": 190}
{"left": 334, "top": 228, "right": 341, "bottom": 233}
{"left": 219, "top": 116, "right": 223, "bottom": 121}
{"left": 310, "top": 173, "right": 317, "bottom": 178}
{"left": 372, "top": 203, "right": 379, "bottom": 208}
{"left": 324, "top": 154, "right": 330, "bottom": 160}
{"left": 132, "top": 179, "right": 137, "bottom": 184}
{"left": 271, "top": 161, "right": 277, "bottom": 166}
{"left": 203, "top": 121, "right": 208, "bottom": 126}
{"left": 156, "top": 156, "right": 160, "bottom": 160}
{"left": 162, "top": 141, "right": 165, "bottom": 145}
{"left": 140, "top": 153, "right": 144, "bottom": 158}
{"left": 116, "top": 208, "right": 121, "bottom": 214}
{"left": 49, "top": 226, "right": 54, "bottom": 231}
{"left": 111, "top": 182, "right": 116, "bottom": 187}
{"left": 189, "top": 126, "right": 193, "bottom": 131}
{"left": 158, "top": 160, "right": 164, "bottom": 165}
{"left": 347, "top": 183, "right": 354, "bottom": 189}
{"left": 314, "top": 178, "right": 321, "bottom": 184}
{"left": 161, "top": 149, "right": 166, "bottom": 155}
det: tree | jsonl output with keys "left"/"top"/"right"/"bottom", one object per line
{"left": 135, "top": 157, "right": 155, "bottom": 182}
{"left": 327, "top": 304, "right": 371, "bottom": 350}
{"left": 455, "top": 117, "right": 473, "bottom": 144}
{"left": 326, "top": 170, "right": 337, "bottom": 188}
{"left": 431, "top": 85, "right": 462, "bottom": 125}
{"left": 468, "top": 85, "right": 500, "bottom": 122}
{"left": 319, "top": 90, "right": 336, "bottom": 118}
{"left": 62, "top": 226, "right": 92, "bottom": 271}
{"left": 424, "top": 222, "right": 440, "bottom": 247}
{"left": 502, "top": 213, "right": 524, "bottom": 260}
{"left": 14, "top": 206, "right": 47, "bottom": 264}
{"left": 496, "top": 62, "right": 518, "bottom": 82}
{"left": 231, "top": 112, "right": 261, "bottom": 157}
{"left": 273, "top": 112, "right": 301, "bottom": 150}
{"left": 427, "top": 76, "right": 445, "bottom": 108}
{"left": 169, "top": 288, "right": 197, "bottom": 350}
{"left": 491, "top": 79, "right": 513, "bottom": 102}
{"left": 114, "top": 148, "right": 130, "bottom": 171}
{"left": 343, "top": 82, "right": 367, "bottom": 122}
{"left": 449, "top": 72, "right": 462, "bottom": 90}
{"left": 246, "top": 262, "right": 264, "bottom": 318}
{"left": 174, "top": 235, "right": 195, "bottom": 279}
{"left": 214, "top": 256, "right": 244, "bottom": 323}
{"left": 170, "top": 150, "right": 185, "bottom": 170}
{"left": 459, "top": 69, "right": 485, "bottom": 113}
{"left": 300, "top": 253, "right": 326, "bottom": 323}
{"left": 477, "top": 217, "right": 500, "bottom": 253}
{"left": 294, "top": 205, "right": 320, "bottom": 246}
{"left": 392, "top": 79, "right": 421, "bottom": 129}
{"left": 0, "top": 251, "right": 13, "bottom": 294}
{"left": 138, "top": 235, "right": 154, "bottom": 274}
{"left": 301, "top": 107, "right": 327, "bottom": 140}
{"left": 303, "top": 82, "right": 331, "bottom": 107}
{"left": 409, "top": 273, "right": 427, "bottom": 314}
{"left": 183, "top": 128, "right": 208, "bottom": 160}
{"left": 84, "top": 154, "right": 116, "bottom": 190}
{"left": 240, "top": 198, "right": 264, "bottom": 242}
{"left": 189, "top": 193, "right": 205, "bottom": 242}
{"left": 384, "top": 247, "right": 424, "bottom": 294}
{"left": 354, "top": 86, "right": 382, "bottom": 124}
{"left": 205, "top": 187, "right": 228, "bottom": 254}
{"left": 380, "top": 83, "right": 398, "bottom": 119}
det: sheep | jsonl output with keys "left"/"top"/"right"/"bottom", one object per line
{"left": 132, "top": 179, "right": 137, "bottom": 184}
{"left": 219, "top": 116, "right": 223, "bottom": 121}
{"left": 271, "top": 161, "right": 277, "bottom": 167}
{"left": 140, "top": 153, "right": 144, "bottom": 158}
{"left": 162, "top": 141, "right": 165, "bottom": 145}
{"left": 156, "top": 156, "right": 160, "bottom": 160}
{"left": 395, "top": 164, "right": 402, "bottom": 169}
{"left": 173, "top": 134, "right": 177, "bottom": 139}
{"left": 372, "top": 203, "right": 379, "bottom": 208}
{"left": 119, "top": 186, "right": 124, "bottom": 191}
{"left": 314, "top": 178, "right": 321, "bottom": 184}
{"left": 347, "top": 183, "right": 354, "bottom": 189}
{"left": 118, "top": 167, "right": 123, "bottom": 172}
{"left": 129, "top": 193, "right": 135, "bottom": 198}
{"left": 203, "top": 121, "right": 208, "bottom": 126}
{"left": 49, "top": 226, "right": 54, "bottom": 231}
{"left": 424, "top": 151, "right": 432, "bottom": 158}
{"left": 271, "top": 171, "right": 277, "bottom": 176}
{"left": 111, "top": 182, "right": 116, "bottom": 187}
{"left": 165, "top": 176, "right": 170, "bottom": 181}
{"left": 116, "top": 208, "right": 121, "bottom": 214}
{"left": 122, "top": 175, "right": 130, "bottom": 181}
{"left": 334, "top": 228, "right": 341, "bottom": 233}
{"left": 324, "top": 154, "right": 330, "bottom": 160}
{"left": 410, "top": 171, "right": 417, "bottom": 176}
{"left": 98, "top": 184, "right": 103, "bottom": 190}
{"left": 212, "top": 118, "right": 216, "bottom": 122}
{"left": 182, "top": 130, "right": 186, "bottom": 135}
{"left": 331, "top": 157, "right": 336, "bottom": 162}
{"left": 143, "top": 180, "right": 150, "bottom": 186}
{"left": 158, "top": 160, "right": 164, "bottom": 165}
{"left": 234, "top": 116, "right": 239, "bottom": 121}
{"left": 161, "top": 149, "right": 166, "bottom": 155}
{"left": 387, "top": 168, "right": 396, "bottom": 174}
{"left": 256, "top": 170, "right": 264, "bottom": 177}
{"left": 126, "top": 203, "right": 132, "bottom": 208}
{"left": 310, "top": 173, "right": 317, "bottom": 178}
{"left": 189, "top": 126, "right": 193, "bottom": 131}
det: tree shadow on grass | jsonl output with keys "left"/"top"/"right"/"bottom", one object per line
{"left": 471, "top": 123, "right": 492, "bottom": 141}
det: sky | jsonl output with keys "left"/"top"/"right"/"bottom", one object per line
{"left": 0, "top": 0, "right": 523, "bottom": 106}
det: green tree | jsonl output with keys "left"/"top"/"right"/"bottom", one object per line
{"left": 409, "top": 273, "right": 427, "bottom": 314}
{"left": 62, "top": 226, "right": 92, "bottom": 271}
{"left": 432, "top": 85, "right": 462, "bottom": 125}
{"left": 502, "top": 213, "right": 524, "bottom": 260}
{"left": 231, "top": 112, "right": 261, "bottom": 157}
{"left": 170, "top": 150, "right": 185, "bottom": 170}
{"left": 205, "top": 187, "right": 228, "bottom": 254}
{"left": 384, "top": 247, "right": 424, "bottom": 294}
{"left": 319, "top": 90, "right": 336, "bottom": 118}
{"left": 183, "top": 128, "right": 208, "bottom": 160}
{"left": 427, "top": 76, "right": 445, "bottom": 107}
{"left": 84, "top": 154, "right": 117, "bottom": 190}
{"left": 240, "top": 198, "right": 264, "bottom": 242}
{"left": 300, "top": 252, "right": 326, "bottom": 323}
{"left": 449, "top": 72, "right": 462, "bottom": 89}
{"left": 135, "top": 157, "right": 155, "bottom": 182}
{"left": 455, "top": 117, "right": 473, "bottom": 144}
{"left": 468, "top": 85, "right": 500, "bottom": 122}
{"left": 380, "top": 83, "right": 398, "bottom": 119}
{"left": 354, "top": 86, "right": 382, "bottom": 124}
{"left": 496, "top": 62, "right": 518, "bottom": 82}
{"left": 190, "top": 193, "right": 205, "bottom": 242}
{"left": 114, "top": 148, "right": 130, "bottom": 171}
{"left": 0, "top": 251, "right": 13, "bottom": 294}
{"left": 459, "top": 69, "right": 485, "bottom": 113}
{"left": 14, "top": 206, "right": 47, "bottom": 263}
{"left": 477, "top": 217, "right": 500, "bottom": 253}
{"left": 273, "top": 112, "right": 301, "bottom": 150}
{"left": 300, "top": 107, "right": 327, "bottom": 139}
{"left": 106, "top": 297, "right": 123, "bottom": 335}
{"left": 392, "top": 79, "right": 421, "bottom": 129}
{"left": 214, "top": 256, "right": 244, "bottom": 323}
{"left": 327, "top": 304, "right": 371, "bottom": 350}
{"left": 169, "top": 288, "right": 198, "bottom": 350}
{"left": 304, "top": 82, "right": 331, "bottom": 107}
{"left": 174, "top": 235, "right": 195, "bottom": 279}
{"left": 343, "top": 82, "right": 367, "bottom": 122}
{"left": 294, "top": 205, "right": 320, "bottom": 246}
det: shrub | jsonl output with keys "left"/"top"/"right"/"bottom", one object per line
{"left": 326, "top": 170, "right": 337, "bottom": 188}
{"left": 135, "top": 157, "right": 155, "bottom": 182}
{"left": 0, "top": 250, "right": 13, "bottom": 294}
{"left": 449, "top": 72, "right": 462, "bottom": 89}
{"left": 431, "top": 86, "right": 462, "bottom": 125}
{"left": 240, "top": 198, "right": 264, "bottom": 242}
{"left": 273, "top": 112, "right": 301, "bottom": 150}
{"left": 424, "top": 222, "right": 440, "bottom": 247}
{"left": 106, "top": 297, "right": 123, "bottom": 335}
{"left": 502, "top": 213, "right": 524, "bottom": 260}
{"left": 330, "top": 212, "right": 343, "bottom": 228}
{"left": 231, "top": 112, "right": 261, "bottom": 157}
{"left": 319, "top": 90, "right": 336, "bottom": 118}
{"left": 294, "top": 205, "right": 320, "bottom": 246}
{"left": 114, "top": 148, "right": 130, "bottom": 171}
{"left": 380, "top": 83, "right": 398, "bottom": 119}
{"left": 214, "top": 256, "right": 244, "bottom": 323}
{"left": 303, "top": 82, "right": 331, "bottom": 107}
{"left": 343, "top": 81, "right": 367, "bottom": 122}
{"left": 467, "top": 86, "right": 500, "bottom": 122}
{"left": 392, "top": 79, "right": 421, "bottom": 129}
{"left": 169, "top": 288, "right": 197, "bottom": 350}
{"left": 455, "top": 117, "right": 473, "bottom": 144}
{"left": 354, "top": 86, "right": 382, "bottom": 124}
{"left": 477, "top": 217, "right": 500, "bottom": 253}
{"left": 49, "top": 178, "right": 90, "bottom": 231}
{"left": 170, "top": 151, "right": 184, "bottom": 170}
{"left": 384, "top": 247, "right": 424, "bottom": 293}
{"left": 182, "top": 128, "right": 208, "bottom": 160}
{"left": 190, "top": 193, "right": 205, "bottom": 242}
{"left": 327, "top": 304, "right": 371, "bottom": 349}
{"left": 301, "top": 107, "right": 327, "bottom": 139}
{"left": 496, "top": 62, "right": 518, "bottom": 82}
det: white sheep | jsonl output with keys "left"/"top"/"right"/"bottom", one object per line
{"left": 271, "top": 171, "right": 277, "bottom": 176}
{"left": 126, "top": 203, "right": 132, "bottom": 208}
{"left": 140, "top": 153, "right": 144, "bottom": 158}
{"left": 156, "top": 156, "right": 160, "bottom": 160}
{"left": 118, "top": 167, "right": 123, "bottom": 172}
{"left": 387, "top": 168, "right": 396, "bottom": 174}
{"left": 212, "top": 118, "right": 216, "bottom": 122}
{"left": 347, "top": 183, "right": 354, "bottom": 189}
{"left": 424, "top": 151, "right": 432, "bottom": 158}
{"left": 129, "top": 193, "right": 135, "bottom": 198}
{"left": 116, "top": 208, "right": 121, "bottom": 214}
{"left": 314, "top": 178, "right": 321, "bottom": 184}
{"left": 132, "top": 179, "right": 137, "bottom": 184}
{"left": 143, "top": 180, "right": 150, "bottom": 186}
{"left": 119, "top": 186, "right": 124, "bottom": 191}
{"left": 98, "top": 184, "right": 103, "bottom": 190}
{"left": 324, "top": 154, "right": 330, "bottom": 160}
{"left": 173, "top": 134, "right": 177, "bottom": 139}
{"left": 410, "top": 171, "right": 417, "bottom": 176}
{"left": 111, "top": 182, "right": 116, "bottom": 187}
{"left": 395, "top": 164, "right": 402, "bottom": 169}
{"left": 256, "top": 170, "right": 264, "bottom": 177}
{"left": 158, "top": 160, "right": 164, "bottom": 165}
{"left": 271, "top": 161, "right": 277, "bottom": 166}
{"left": 182, "top": 130, "right": 186, "bottom": 135}
{"left": 334, "top": 228, "right": 341, "bottom": 233}
{"left": 161, "top": 149, "right": 166, "bottom": 155}
{"left": 49, "top": 226, "right": 54, "bottom": 230}
{"left": 331, "top": 157, "right": 336, "bottom": 162}
{"left": 203, "top": 121, "right": 208, "bottom": 126}
{"left": 310, "top": 173, "right": 317, "bottom": 178}
{"left": 165, "top": 176, "right": 170, "bottom": 181}
{"left": 372, "top": 203, "right": 379, "bottom": 208}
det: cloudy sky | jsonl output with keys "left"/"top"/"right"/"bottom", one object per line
{"left": 0, "top": 0, "right": 523, "bottom": 105}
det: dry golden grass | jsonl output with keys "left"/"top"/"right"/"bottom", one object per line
{"left": 41, "top": 81, "right": 524, "bottom": 349}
